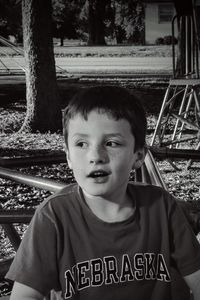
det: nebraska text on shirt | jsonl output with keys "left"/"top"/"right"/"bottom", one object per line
{"left": 64, "top": 253, "right": 171, "bottom": 299}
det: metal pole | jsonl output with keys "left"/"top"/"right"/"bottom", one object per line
{"left": 0, "top": 209, "right": 34, "bottom": 224}
{"left": 0, "top": 167, "right": 66, "bottom": 192}
{"left": 150, "top": 146, "right": 200, "bottom": 160}
{"left": 172, "top": 15, "right": 177, "bottom": 78}
{"left": 0, "top": 258, "right": 13, "bottom": 280}
{"left": 1, "top": 224, "right": 21, "bottom": 251}
{"left": 150, "top": 86, "right": 171, "bottom": 146}
{"left": 144, "top": 150, "right": 167, "bottom": 190}
{"left": 170, "top": 85, "right": 189, "bottom": 146}
{"left": 0, "top": 152, "right": 66, "bottom": 167}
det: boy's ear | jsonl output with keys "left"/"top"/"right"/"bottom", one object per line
{"left": 64, "top": 145, "right": 72, "bottom": 169}
{"left": 132, "top": 147, "right": 146, "bottom": 170}
{"left": 66, "top": 150, "right": 72, "bottom": 169}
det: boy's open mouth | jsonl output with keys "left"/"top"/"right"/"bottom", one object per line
{"left": 87, "top": 170, "right": 110, "bottom": 178}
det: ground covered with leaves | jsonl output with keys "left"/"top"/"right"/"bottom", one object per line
{"left": 0, "top": 102, "right": 199, "bottom": 211}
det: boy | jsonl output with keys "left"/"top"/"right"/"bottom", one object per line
{"left": 6, "top": 86, "right": 200, "bottom": 299}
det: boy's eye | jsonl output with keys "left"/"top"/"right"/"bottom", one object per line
{"left": 106, "top": 140, "right": 121, "bottom": 147}
{"left": 75, "top": 141, "right": 88, "bottom": 148}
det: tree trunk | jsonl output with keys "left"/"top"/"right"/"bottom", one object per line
{"left": 21, "top": 0, "right": 62, "bottom": 133}
{"left": 87, "top": 0, "right": 106, "bottom": 45}
{"left": 60, "top": 36, "right": 64, "bottom": 46}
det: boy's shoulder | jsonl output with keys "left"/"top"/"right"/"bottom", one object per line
{"left": 128, "top": 181, "right": 169, "bottom": 195}
{"left": 128, "top": 181, "right": 175, "bottom": 208}
{"left": 37, "top": 183, "right": 79, "bottom": 212}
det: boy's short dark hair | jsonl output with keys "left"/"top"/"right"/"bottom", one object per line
{"left": 63, "top": 85, "right": 147, "bottom": 151}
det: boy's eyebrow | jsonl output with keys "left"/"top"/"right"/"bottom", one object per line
{"left": 71, "top": 133, "right": 125, "bottom": 138}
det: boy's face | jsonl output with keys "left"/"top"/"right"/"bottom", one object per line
{"left": 66, "top": 110, "right": 145, "bottom": 200}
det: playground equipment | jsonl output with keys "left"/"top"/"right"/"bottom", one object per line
{"left": 150, "top": 0, "right": 200, "bottom": 168}
{"left": 0, "top": 36, "right": 25, "bottom": 74}
{"left": 0, "top": 35, "right": 69, "bottom": 76}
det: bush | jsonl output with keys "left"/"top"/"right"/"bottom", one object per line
{"left": 155, "top": 37, "right": 164, "bottom": 45}
{"left": 163, "top": 35, "right": 177, "bottom": 45}
{"left": 155, "top": 35, "right": 177, "bottom": 45}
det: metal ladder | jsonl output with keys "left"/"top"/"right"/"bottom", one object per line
{"left": 150, "top": 2, "right": 200, "bottom": 169}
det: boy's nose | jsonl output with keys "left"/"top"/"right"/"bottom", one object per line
{"left": 88, "top": 146, "right": 107, "bottom": 164}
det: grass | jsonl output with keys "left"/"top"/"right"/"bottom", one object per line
{"left": 0, "top": 43, "right": 173, "bottom": 58}
{"left": 53, "top": 44, "right": 173, "bottom": 58}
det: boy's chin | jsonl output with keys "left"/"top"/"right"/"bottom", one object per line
{"left": 81, "top": 185, "right": 112, "bottom": 199}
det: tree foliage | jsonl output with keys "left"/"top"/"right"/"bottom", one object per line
{"left": 52, "top": 0, "right": 84, "bottom": 44}
{"left": 0, "top": 0, "right": 145, "bottom": 46}
{"left": 113, "top": 0, "right": 144, "bottom": 44}
{"left": 52, "top": 0, "right": 145, "bottom": 45}
{"left": 0, "top": 0, "right": 22, "bottom": 42}
{"left": 79, "top": 0, "right": 112, "bottom": 45}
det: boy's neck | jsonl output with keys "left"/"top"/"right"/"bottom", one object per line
{"left": 82, "top": 189, "right": 134, "bottom": 223}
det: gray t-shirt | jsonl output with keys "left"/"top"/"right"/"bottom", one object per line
{"left": 6, "top": 182, "right": 200, "bottom": 299}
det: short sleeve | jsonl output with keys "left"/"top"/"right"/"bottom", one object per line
{"left": 5, "top": 206, "right": 61, "bottom": 296}
{"left": 169, "top": 198, "right": 200, "bottom": 277}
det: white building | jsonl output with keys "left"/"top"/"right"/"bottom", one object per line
{"left": 144, "top": 0, "right": 176, "bottom": 44}
{"left": 143, "top": 0, "right": 200, "bottom": 45}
